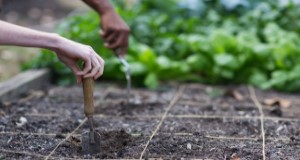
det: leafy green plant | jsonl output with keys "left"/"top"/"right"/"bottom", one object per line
{"left": 23, "top": 0, "right": 300, "bottom": 92}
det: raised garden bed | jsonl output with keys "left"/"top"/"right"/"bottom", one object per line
{"left": 0, "top": 82, "right": 299, "bottom": 159}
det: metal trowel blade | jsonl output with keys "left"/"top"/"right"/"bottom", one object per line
{"left": 81, "top": 131, "right": 101, "bottom": 155}
{"left": 119, "top": 57, "right": 131, "bottom": 102}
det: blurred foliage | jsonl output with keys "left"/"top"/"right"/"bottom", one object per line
{"left": 23, "top": 0, "right": 300, "bottom": 91}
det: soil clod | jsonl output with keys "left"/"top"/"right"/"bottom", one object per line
{"left": 270, "top": 106, "right": 282, "bottom": 117}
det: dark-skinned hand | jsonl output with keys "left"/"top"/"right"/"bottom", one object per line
{"left": 100, "top": 10, "right": 130, "bottom": 57}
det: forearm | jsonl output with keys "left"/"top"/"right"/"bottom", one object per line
{"left": 0, "top": 20, "right": 60, "bottom": 50}
{"left": 82, "top": 0, "right": 114, "bottom": 14}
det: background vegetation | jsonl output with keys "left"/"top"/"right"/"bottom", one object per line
{"left": 23, "top": 0, "right": 300, "bottom": 92}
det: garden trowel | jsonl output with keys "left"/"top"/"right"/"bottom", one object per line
{"left": 81, "top": 77, "right": 101, "bottom": 154}
{"left": 118, "top": 56, "right": 131, "bottom": 102}
{"left": 115, "top": 49, "right": 131, "bottom": 102}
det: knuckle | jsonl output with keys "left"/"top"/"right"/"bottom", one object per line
{"left": 88, "top": 50, "right": 94, "bottom": 55}
{"left": 86, "top": 45, "right": 93, "bottom": 49}
{"left": 84, "top": 52, "right": 90, "bottom": 58}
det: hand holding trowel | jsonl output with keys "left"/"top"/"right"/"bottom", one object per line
{"left": 80, "top": 50, "right": 131, "bottom": 154}
{"left": 100, "top": 28, "right": 131, "bottom": 102}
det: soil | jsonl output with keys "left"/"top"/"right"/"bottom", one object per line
{"left": 159, "top": 118, "right": 261, "bottom": 138}
{"left": 0, "top": 134, "right": 60, "bottom": 155}
{"left": 0, "top": 83, "right": 299, "bottom": 159}
{"left": 264, "top": 120, "right": 300, "bottom": 139}
{"left": 266, "top": 139, "right": 300, "bottom": 159}
{"left": 54, "top": 130, "right": 147, "bottom": 159}
{"left": 144, "top": 135, "right": 263, "bottom": 159}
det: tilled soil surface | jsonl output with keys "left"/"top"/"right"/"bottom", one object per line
{"left": 0, "top": 83, "right": 299, "bottom": 159}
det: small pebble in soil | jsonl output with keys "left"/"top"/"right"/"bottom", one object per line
{"left": 16, "top": 116, "right": 27, "bottom": 127}
{"left": 7, "top": 136, "right": 13, "bottom": 144}
{"left": 187, "top": 143, "right": 192, "bottom": 150}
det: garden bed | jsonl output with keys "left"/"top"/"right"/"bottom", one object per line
{"left": 0, "top": 83, "right": 299, "bottom": 159}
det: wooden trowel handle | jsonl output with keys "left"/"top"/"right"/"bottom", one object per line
{"left": 82, "top": 77, "right": 94, "bottom": 117}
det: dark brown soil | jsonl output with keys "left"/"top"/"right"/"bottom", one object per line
{"left": 0, "top": 153, "right": 40, "bottom": 160}
{"left": 53, "top": 130, "right": 147, "bottom": 159}
{"left": 0, "top": 134, "right": 60, "bottom": 155}
{"left": 81, "top": 117, "right": 160, "bottom": 135}
{"left": 159, "top": 118, "right": 261, "bottom": 138}
{"left": 264, "top": 120, "right": 300, "bottom": 139}
{"left": 144, "top": 135, "right": 263, "bottom": 159}
{"left": 0, "top": 83, "right": 299, "bottom": 159}
{"left": 266, "top": 139, "right": 300, "bottom": 159}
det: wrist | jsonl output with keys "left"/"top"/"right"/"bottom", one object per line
{"left": 82, "top": 0, "right": 114, "bottom": 15}
{"left": 98, "top": 5, "right": 114, "bottom": 15}
{"left": 46, "top": 33, "right": 64, "bottom": 52}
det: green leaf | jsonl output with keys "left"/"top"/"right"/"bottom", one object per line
{"left": 144, "top": 72, "right": 159, "bottom": 89}
{"left": 214, "top": 54, "right": 234, "bottom": 66}
{"left": 214, "top": 53, "right": 239, "bottom": 69}
{"left": 157, "top": 56, "right": 172, "bottom": 69}
{"left": 187, "top": 54, "right": 210, "bottom": 71}
{"left": 262, "top": 70, "right": 289, "bottom": 89}
{"left": 128, "top": 62, "right": 147, "bottom": 75}
{"left": 248, "top": 70, "right": 268, "bottom": 88}
{"left": 210, "top": 30, "right": 237, "bottom": 53}
{"left": 138, "top": 45, "right": 157, "bottom": 70}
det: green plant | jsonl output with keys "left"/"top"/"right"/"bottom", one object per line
{"left": 23, "top": 0, "right": 300, "bottom": 92}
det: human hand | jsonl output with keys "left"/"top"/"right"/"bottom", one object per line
{"left": 54, "top": 37, "right": 105, "bottom": 83}
{"left": 100, "top": 10, "right": 130, "bottom": 57}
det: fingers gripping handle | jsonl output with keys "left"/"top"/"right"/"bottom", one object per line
{"left": 82, "top": 77, "right": 94, "bottom": 116}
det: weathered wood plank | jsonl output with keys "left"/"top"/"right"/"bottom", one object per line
{"left": 0, "top": 69, "right": 50, "bottom": 101}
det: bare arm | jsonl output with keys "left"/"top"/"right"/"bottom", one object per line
{"left": 82, "top": 0, "right": 130, "bottom": 57}
{"left": 0, "top": 20, "right": 105, "bottom": 82}
{"left": 0, "top": 20, "right": 59, "bottom": 50}
{"left": 82, "top": 0, "right": 114, "bottom": 15}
